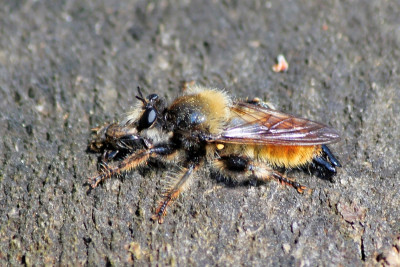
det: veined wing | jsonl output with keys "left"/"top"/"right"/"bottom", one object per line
{"left": 213, "top": 102, "right": 340, "bottom": 146}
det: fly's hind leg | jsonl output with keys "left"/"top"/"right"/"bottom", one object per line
{"left": 152, "top": 163, "right": 199, "bottom": 224}
{"left": 309, "top": 144, "right": 341, "bottom": 181}
{"left": 214, "top": 155, "right": 306, "bottom": 193}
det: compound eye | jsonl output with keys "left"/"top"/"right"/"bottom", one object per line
{"left": 137, "top": 107, "right": 157, "bottom": 131}
{"left": 147, "top": 94, "right": 158, "bottom": 102}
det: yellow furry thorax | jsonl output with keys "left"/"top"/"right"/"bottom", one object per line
{"left": 168, "top": 85, "right": 232, "bottom": 134}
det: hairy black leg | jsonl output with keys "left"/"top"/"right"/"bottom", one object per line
{"left": 101, "top": 150, "right": 119, "bottom": 162}
{"left": 88, "top": 122, "right": 150, "bottom": 156}
{"left": 322, "top": 145, "right": 341, "bottom": 167}
{"left": 309, "top": 145, "right": 341, "bottom": 181}
{"left": 313, "top": 157, "right": 336, "bottom": 173}
{"left": 114, "top": 135, "right": 150, "bottom": 150}
{"left": 215, "top": 155, "right": 306, "bottom": 193}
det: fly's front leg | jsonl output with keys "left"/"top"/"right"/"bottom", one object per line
{"left": 88, "top": 144, "right": 176, "bottom": 188}
{"left": 214, "top": 155, "right": 306, "bottom": 193}
{"left": 104, "top": 123, "right": 151, "bottom": 150}
{"left": 90, "top": 122, "right": 150, "bottom": 153}
{"left": 152, "top": 163, "right": 199, "bottom": 224}
{"left": 90, "top": 122, "right": 153, "bottom": 167}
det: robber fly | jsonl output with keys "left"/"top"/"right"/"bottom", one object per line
{"left": 88, "top": 85, "right": 341, "bottom": 223}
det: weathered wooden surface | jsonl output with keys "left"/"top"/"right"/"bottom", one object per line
{"left": 0, "top": 0, "right": 399, "bottom": 265}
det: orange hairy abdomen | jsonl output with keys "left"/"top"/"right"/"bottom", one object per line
{"left": 219, "top": 144, "right": 322, "bottom": 168}
{"left": 256, "top": 145, "right": 321, "bottom": 168}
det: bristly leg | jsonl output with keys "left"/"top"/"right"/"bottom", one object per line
{"left": 89, "top": 144, "right": 177, "bottom": 188}
{"left": 89, "top": 148, "right": 151, "bottom": 188}
{"left": 270, "top": 172, "right": 306, "bottom": 193}
{"left": 152, "top": 163, "right": 198, "bottom": 224}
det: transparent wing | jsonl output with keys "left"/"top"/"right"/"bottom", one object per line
{"left": 213, "top": 102, "right": 340, "bottom": 146}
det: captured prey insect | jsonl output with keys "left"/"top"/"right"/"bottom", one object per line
{"left": 88, "top": 85, "right": 341, "bottom": 223}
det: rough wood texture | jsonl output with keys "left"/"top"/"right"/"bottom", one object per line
{"left": 0, "top": 0, "right": 399, "bottom": 265}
